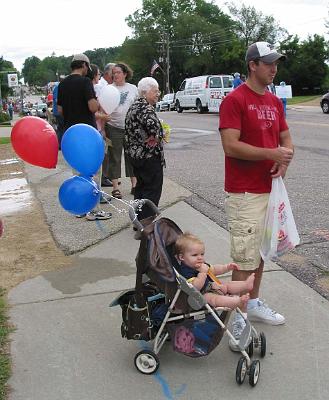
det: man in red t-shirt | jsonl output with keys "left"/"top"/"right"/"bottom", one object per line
{"left": 219, "top": 42, "right": 294, "bottom": 351}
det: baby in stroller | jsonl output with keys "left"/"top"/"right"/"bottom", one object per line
{"left": 112, "top": 202, "right": 266, "bottom": 386}
{"left": 175, "top": 233, "right": 254, "bottom": 309}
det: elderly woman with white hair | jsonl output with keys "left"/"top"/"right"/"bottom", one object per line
{"left": 124, "top": 77, "right": 165, "bottom": 221}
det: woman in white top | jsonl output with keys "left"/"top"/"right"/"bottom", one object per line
{"left": 105, "top": 62, "right": 138, "bottom": 199}
{"left": 84, "top": 64, "right": 111, "bottom": 221}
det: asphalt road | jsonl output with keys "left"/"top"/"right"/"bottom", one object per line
{"left": 160, "top": 106, "right": 329, "bottom": 298}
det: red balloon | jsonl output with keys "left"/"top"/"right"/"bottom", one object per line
{"left": 11, "top": 117, "right": 58, "bottom": 168}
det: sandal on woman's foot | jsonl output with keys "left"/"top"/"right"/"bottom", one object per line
{"left": 112, "top": 189, "right": 122, "bottom": 199}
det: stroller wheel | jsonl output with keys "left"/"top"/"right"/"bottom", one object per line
{"left": 247, "top": 339, "right": 254, "bottom": 357}
{"left": 249, "top": 360, "right": 260, "bottom": 387}
{"left": 134, "top": 350, "right": 160, "bottom": 375}
{"left": 236, "top": 356, "right": 247, "bottom": 385}
{"left": 259, "top": 332, "right": 266, "bottom": 358}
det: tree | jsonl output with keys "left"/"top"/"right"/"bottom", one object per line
{"left": 226, "top": 2, "right": 287, "bottom": 46}
{"left": 0, "top": 57, "right": 14, "bottom": 72}
{"left": 85, "top": 47, "right": 122, "bottom": 71}
{"left": 118, "top": 35, "right": 159, "bottom": 85}
{"left": 17, "top": 0, "right": 328, "bottom": 95}
{"left": 276, "top": 34, "right": 329, "bottom": 95}
{"left": 0, "top": 57, "right": 16, "bottom": 101}
{"left": 20, "top": 47, "right": 124, "bottom": 87}
{"left": 125, "top": 0, "right": 236, "bottom": 91}
{"left": 22, "top": 56, "right": 42, "bottom": 85}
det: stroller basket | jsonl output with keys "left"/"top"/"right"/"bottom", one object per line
{"left": 167, "top": 312, "right": 228, "bottom": 358}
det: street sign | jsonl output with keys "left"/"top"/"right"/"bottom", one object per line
{"left": 8, "top": 73, "right": 19, "bottom": 87}
{"left": 275, "top": 85, "right": 292, "bottom": 99}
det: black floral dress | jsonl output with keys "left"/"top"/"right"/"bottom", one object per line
{"left": 124, "top": 97, "right": 166, "bottom": 220}
{"left": 124, "top": 97, "right": 165, "bottom": 165}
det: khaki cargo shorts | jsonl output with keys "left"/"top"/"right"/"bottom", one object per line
{"left": 225, "top": 192, "right": 269, "bottom": 271}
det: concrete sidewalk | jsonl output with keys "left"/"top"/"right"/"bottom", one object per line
{"left": 0, "top": 113, "right": 20, "bottom": 138}
{"left": 0, "top": 125, "right": 12, "bottom": 138}
{"left": 4, "top": 116, "right": 329, "bottom": 399}
{"left": 7, "top": 200, "right": 329, "bottom": 399}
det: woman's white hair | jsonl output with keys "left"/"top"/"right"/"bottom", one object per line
{"left": 138, "top": 77, "right": 159, "bottom": 96}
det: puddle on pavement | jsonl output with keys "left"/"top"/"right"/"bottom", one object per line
{"left": 8, "top": 171, "right": 23, "bottom": 176}
{"left": 0, "top": 177, "right": 33, "bottom": 215}
{"left": 0, "top": 158, "right": 19, "bottom": 166}
{"left": 0, "top": 171, "right": 24, "bottom": 179}
{"left": 43, "top": 257, "right": 134, "bottom": 294}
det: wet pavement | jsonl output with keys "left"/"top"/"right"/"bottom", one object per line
{"left": 0, "top": 140, "right": 34, "bottom": 216}
{"left": 0, "top": 177, "right": 32, "bottom": 215}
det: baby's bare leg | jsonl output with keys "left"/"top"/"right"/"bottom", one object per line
{"left": 225, "top": 273, "right": 255, "bottom": 294}
{"left": 204, "top": 293, "right": 250, "bottom": 309}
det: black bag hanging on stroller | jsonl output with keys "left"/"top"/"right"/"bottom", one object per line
{"left": 120, "top": 282, "right": 165, "bottom": 341}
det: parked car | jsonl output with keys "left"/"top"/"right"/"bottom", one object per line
{"left": 22, "top": 105, "right": 32, "bottom": 116}
{"left": 320, "top": 92, "right": 329, "bottom": 113}
{"left": 35, "top": 103, "right": 48, "bottom": 119}
{"left": 175, "top": 75, "right": 233, "bottom": 113}
{"left": 31, "top": 104, "right": 38, "bottom": 116}
{"left": 156, "top": 93, "right": 176, "bottom": 111}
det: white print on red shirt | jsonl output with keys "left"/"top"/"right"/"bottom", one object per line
{"left": 248, "top": 104, "right": 279, "bottom": 130}
{"left": 248, "top": 104, "right": 278, "bottom": 120}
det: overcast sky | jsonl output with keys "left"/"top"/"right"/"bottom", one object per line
{"left": 1, "top": 0, "right": 328, "bottom": 72}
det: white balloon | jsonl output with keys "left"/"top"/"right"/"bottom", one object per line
{"left": 98, "top": 85, "right": 120, "bottom": 114}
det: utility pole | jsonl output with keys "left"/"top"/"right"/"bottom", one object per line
{"left": 158, "top": 54, "right": 166, "bottom": 95}
{"left": 156, "top": 34, "right": 171, "bottom": 94}
{"left": 166, "top": 33, "right": 170, "bottom": 94}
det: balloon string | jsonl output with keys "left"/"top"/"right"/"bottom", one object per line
{"left": 99, "top": 191, "right": 142, "bottom": 215}
{"left": 77, "top": 175, "right": 142, "bottom": 216}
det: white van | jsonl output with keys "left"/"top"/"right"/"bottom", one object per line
{"left": 175, "top": 75, "right": 234, "bottom": 113}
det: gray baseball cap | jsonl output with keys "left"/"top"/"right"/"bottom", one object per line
{"left": 246, "top": 42, "right": 286, "bottom": 64}
{"left": 72, "top": 53, "right": 90, "bottom": 64}
{"left": 71, "top": 53, "right": 92, "bottom": 71}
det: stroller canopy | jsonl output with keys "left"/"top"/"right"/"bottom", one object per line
{"left": 136, "top": 217, "right": 183, "bottom": 283}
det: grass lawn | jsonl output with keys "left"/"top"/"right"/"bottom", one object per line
{"left": 0, "top": 289, "right": 13, "bottom": 400}
{"left": 287, "top": 95, "right": 321, "bottom": 105}
{"left": 0, "top": 138, "right": 10, "bottom": 145}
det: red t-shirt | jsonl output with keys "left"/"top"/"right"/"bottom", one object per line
{"left": 219, "top": 84, "right": 288, "bottom": 193}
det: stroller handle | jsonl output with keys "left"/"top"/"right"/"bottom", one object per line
{"left": 129, "top": 199, "right": 160, "bottom": 231}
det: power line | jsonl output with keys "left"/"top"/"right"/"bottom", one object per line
{"left": 172, "top": 38, "right": 233, "bottom": 48}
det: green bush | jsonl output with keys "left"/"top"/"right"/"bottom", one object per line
{"left": 0, "top": 112, "right": 10, "bottom": 124}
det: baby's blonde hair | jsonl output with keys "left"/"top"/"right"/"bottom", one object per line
{"left": 175, "top": 232, "right": 204, "bottom": 256}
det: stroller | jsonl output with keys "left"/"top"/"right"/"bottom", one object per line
{"left": 110, "top": 200, "right": 266, "bottom": 387}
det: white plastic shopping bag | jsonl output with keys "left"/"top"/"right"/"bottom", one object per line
{"left": 260, "top": 177, "right": 300, "bottom": 261}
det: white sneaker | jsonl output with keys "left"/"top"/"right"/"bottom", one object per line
{"left": 75, "top": 214, "right": 86, "bottom": 218}
{"left": 86, "top": 210, "right": 112, "bottom": 221}
{"left": 228, "top": 315, "right": 246, "bottom": 352}
{"left": 248, "top": 299, "right": 285, "bottom": 325}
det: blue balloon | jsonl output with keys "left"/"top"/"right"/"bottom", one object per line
{"left": 61, "top": 124, "right": 104, "bottom": 175}
{"left": 58, "top": 175, "right": 101, "bottom": 215}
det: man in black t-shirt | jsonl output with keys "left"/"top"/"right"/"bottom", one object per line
{"left": 57, "top": 54, "right": 111, "bottom": 221}
{"left": 57, "top": 53, "right": 99, "bottom": 131}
